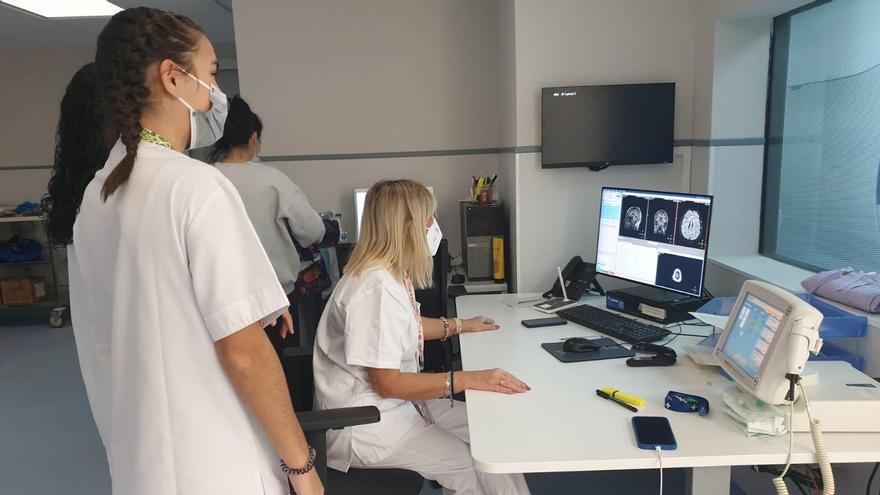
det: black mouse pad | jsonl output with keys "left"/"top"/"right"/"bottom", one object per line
{"left": 541, "top": 338, "right": 635, "bottom": 363}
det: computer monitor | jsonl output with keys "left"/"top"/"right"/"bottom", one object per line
{"left": 354, "top": 186, "right": 434, "bottom": 241}
{"left": 714, "top": 280, "right": 823, "bottom": 405}
{"left": 595, "top": 187, "right": 713, "bottom": 298}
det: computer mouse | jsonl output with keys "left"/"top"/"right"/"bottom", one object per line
{"left": 563, "top": 337, "right": 601, "bottom": 353}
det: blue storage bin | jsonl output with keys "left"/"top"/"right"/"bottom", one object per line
{"left": 795, "top": 294, "right": 868, "bottom": 339}
{"left": 696, "top": 295, "right": 867, "bottom": 339}
{"left": 810, "top": 340, "right": 865, "bottom": 371}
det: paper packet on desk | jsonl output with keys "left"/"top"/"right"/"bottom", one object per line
{"left": 722, "top": 390, "right": 787, "bottom": 437}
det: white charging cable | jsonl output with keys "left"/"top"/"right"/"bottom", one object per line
{"left": 772, "top": 400, "right": 794, "bottom": 495}
{"left": 771, "top": 383, "right": 835, "bottom": 495}
{"left": 799, "top": 382, "right": 835, "bottom": 495}
{"left": 655, "top": 445, "right": 664, "bottom": 495}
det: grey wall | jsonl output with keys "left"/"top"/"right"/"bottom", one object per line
{"left": 508, "top": 0, "right": 699, "bottom": 292}
{"left": 233, "top": 0, "right": 504, "bottom": 255}
{"left": 0, "top": 48, "right": 93, "bottom": 202}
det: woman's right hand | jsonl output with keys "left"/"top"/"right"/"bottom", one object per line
{"left": 459, "top": 368, "right": 530, "bottom": 394}
{"left": 289, "top": 469, "right": 324, "bottom": 495}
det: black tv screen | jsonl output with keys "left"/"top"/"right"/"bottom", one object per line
{"left": 541, "top": 82, "right": 675, "bottom": 169}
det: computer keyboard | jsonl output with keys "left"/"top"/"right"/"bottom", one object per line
{"left": 556, "top": 304, "right": 671, "bottom": 343}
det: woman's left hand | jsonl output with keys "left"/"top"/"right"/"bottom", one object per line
{"left": 278, "top": 309, "right": 295, "bottom": 339}
{"left": 461, "top": 316, "right": 499, "bottom": 334}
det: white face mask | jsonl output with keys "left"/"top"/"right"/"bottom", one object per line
{"left": 175, "top": 64, "right": 229, "bottom": 150}
{"left": 426, "top": 217, "right": 442, "bottom": 256}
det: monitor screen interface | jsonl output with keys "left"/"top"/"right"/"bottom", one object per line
{"left": 541, "top": 82, "right": 674, "bottom": 169}
{"left": 595, "top": 188, "right": 712, "bottom": 297}
{"left": 720, "top": 293, "right": 786, "bottom": 380}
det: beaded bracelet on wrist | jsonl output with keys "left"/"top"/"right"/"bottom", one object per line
{"left": 280, "top": 446, "right": 317, "bottom": 476}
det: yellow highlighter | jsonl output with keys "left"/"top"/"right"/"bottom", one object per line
{"left": 599, "top": 387, "right": 646, "bottom": 408}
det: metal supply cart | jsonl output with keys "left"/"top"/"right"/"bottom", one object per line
{"left": 0, "top": 215, "right": 66, "bottom": 327}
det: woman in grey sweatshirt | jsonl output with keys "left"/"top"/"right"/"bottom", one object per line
{"left": 211, "top": 96, "right": 325, "bottom": 330}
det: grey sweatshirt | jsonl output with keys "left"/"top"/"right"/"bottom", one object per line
{"left": 216, "top": 161, "right": 325, "bottom": 294}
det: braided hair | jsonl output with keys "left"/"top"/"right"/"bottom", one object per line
{"left": 95, "top": 7, "right": 203, "bottom": 201}
{"left": 208, "top": 95, "right": 263, "bottom": 163}
{"left": 42, "top": 63, "right": 111, "bottom": 246}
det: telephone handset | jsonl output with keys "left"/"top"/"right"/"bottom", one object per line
{"left": 542, "top": 256, "right": 606, "bottom": 300}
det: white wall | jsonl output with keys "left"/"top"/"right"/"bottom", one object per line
{"left": 508, "top": 0, "right": 699, "bottom": 292}
{"left": 232, "top": 0, "right": 502, "bottom": 255}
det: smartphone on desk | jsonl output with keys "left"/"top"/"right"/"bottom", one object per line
{"left": 632, "top": 416, "right": 677, "bottom": 451}
{"left": 521, "top": 317, "right": 568, "bottom": 328}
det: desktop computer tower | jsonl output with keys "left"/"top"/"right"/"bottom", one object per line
{"left": 460, "top": 202, "right": 505, "bottom": 281}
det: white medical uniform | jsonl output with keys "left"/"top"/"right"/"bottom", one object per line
{"left": 68, "top": 140, "right": 290, "bottom": 495}
{"left": 313, "top": 268, "right": 530, "bottom": 495}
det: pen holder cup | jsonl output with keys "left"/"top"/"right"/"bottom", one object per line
{"left": 477, "top": 185, "right": 494, "bottom": 204}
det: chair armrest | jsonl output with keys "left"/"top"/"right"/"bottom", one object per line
{"left": 283, "top": 346, "right": 313, "bottom": 359}
{"left": 296, "top": 406, "right": 381, "bottom": 486}
{"left": 296, "top": 406, "right": 380, "bottom": 433}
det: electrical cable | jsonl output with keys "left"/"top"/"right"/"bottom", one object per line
{"left": 867, "top": 462, "right": 879, "bottom": 495}
{"left": 799, "top": 383, "right": 835, "bottom": 495}
{"left": 803, "top": 466, "right": 819, "bottom": 495}
{"left": 656, "top": 445, "right": 664, "bottom": 495}
{"left": 772, "top": 400, "right": 796, "bottom": 495}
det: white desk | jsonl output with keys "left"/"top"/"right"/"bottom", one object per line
{"left": 457, "top": 293, "right": 880, "bottom": 495}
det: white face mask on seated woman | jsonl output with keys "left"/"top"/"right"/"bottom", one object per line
{"left": 426, "top": 217, "right": 442, "bottom": 256}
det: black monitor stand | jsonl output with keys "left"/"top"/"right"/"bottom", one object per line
{"left": 614, "top": 285, "right": 700, "bottom": 304}
{"left": 606, "top": 285, "right": 707, "bottom": 324}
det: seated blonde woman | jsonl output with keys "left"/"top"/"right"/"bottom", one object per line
{"left": 313, "top": 179, "right": 531, "bottom": 494}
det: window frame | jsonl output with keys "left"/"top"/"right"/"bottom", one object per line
{"left": 760, "top": 0, "right": 834, "bottom": 273}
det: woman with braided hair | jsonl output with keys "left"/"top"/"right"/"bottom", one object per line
{"left": 59, "top": 7, "right": 322, "bottom": 495}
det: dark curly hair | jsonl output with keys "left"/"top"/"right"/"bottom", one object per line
{"left": 41, "top": 63, "right": 110, "bottom": 246}
{"left": 95, "top": 7, "right": 203, "bottom": 200}
{"left": 208, "top": 95, "right": 263, "bottom": 163}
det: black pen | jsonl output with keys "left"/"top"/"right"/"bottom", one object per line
{"left": 596, "top": 389, "right": 638, "bottom": 412}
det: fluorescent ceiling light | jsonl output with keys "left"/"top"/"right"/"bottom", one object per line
{"left": 2, "top": 0, "right": 122, "bottom": 18}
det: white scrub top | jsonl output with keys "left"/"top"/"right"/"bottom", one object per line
{"left": 313, "top": 268, "right": 426, "bottom": 471}
{"left": 68, "top": 140, "right": 290, "bottom": 495}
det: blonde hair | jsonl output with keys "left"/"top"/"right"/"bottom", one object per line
{"left": 345, "top": 179, "right": 436, "bottom": 289}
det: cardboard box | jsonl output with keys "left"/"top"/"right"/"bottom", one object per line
{"left": 1, "top": 278, "right": 47, "bottom": 306}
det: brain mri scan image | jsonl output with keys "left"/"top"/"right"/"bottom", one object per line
{"left": 655, "top": 254, "right": 705, "bottom": 296}
{"left": 619, "top": 195, "right": 649, "bottom": 240}
{"left": 674, "top": 201, "right": 710, "bottom": 249}
{"left": 645, "top": 198, "right": 676, "bottom": 244}
{"left": 680, "top": 209, "right": 702, "bottom": 241}
{"left": 654, "top": 210, "right": 669, "bottom": 235}
{"left": 625, "top": 206, "right": 643, "bottom": 231}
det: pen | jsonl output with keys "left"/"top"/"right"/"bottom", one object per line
{"left": 596, "top": 389, "right": 638, "bottom": 412}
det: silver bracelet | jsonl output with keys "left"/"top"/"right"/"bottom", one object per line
{"left": 444, "top": 371, "right": 452, "bottom": 400}
{"left": 440, "top": 317, "right": 450, "bottom": 341}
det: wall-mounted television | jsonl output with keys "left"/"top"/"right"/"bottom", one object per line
{"left": 541, "top": 82, "right": 675, "bottom": 170}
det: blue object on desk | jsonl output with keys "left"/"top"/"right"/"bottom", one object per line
{"left": 665, "top": 391, "right": 710, "bottom": 416}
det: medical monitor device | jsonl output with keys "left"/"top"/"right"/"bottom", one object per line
{"left": 355, "top": 186, "right": 434, "bottom": 241}
{"left": 713, "top": 280, "right": 824, "bottom": 405}
{"left": 595, "top": 187, "right": 713, "bottom": 298}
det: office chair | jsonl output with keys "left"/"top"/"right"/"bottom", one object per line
{"left": 416, "top": 239, "right": 457, "bottom": 373}
{"left": 281, "top": 296, "right": 424, "bottom": 494}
